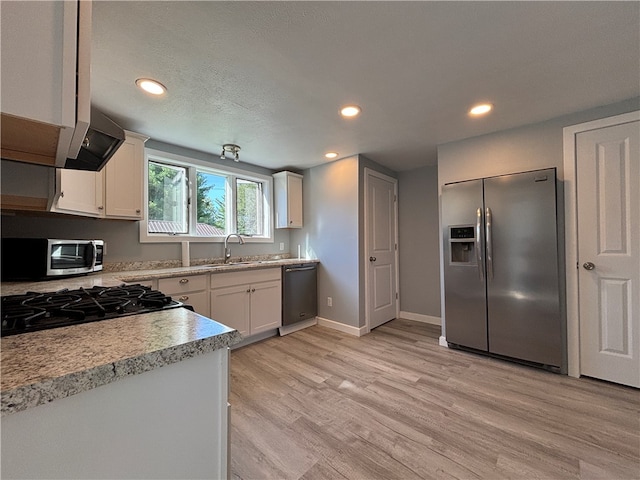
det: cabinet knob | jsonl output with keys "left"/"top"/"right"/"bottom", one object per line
{"left": 136, "top": 209, "right": 141, "bottom": 214}
{"left": 179, "top": 295, "right": 189, "bottom": 301}
{"left": 251, "top": 288, "right": 256, "bottom": 292}
{"left": 246, "top": 288, "right": 251, "bottom": 293}
{"left": 290, "top": 220, "right": 293, "bottom": 224}
{"left": 179, "top": 278, "right": 189, "bottom": 284}
{"left": 98, "top": 206, "right": 104, "bottom": 210}
{"left": 60, "top": 191, "right": 65, "bottom": 198}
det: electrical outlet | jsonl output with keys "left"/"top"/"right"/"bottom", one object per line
{"left": 279, "top": 242, "right": 285, "bottom": 251}
{"left": 327, "top": 297, "right": 333, "bottom": 307}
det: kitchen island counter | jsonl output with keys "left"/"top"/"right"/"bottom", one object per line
{"left": 1, "top": 308, "right": 242, "bottom": 416}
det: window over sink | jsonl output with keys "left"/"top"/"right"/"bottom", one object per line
{"left": 140, "top": 149, "right": 273, "bottom": 243}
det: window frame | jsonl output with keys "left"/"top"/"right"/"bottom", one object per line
{"left": 140, "top": 148, "right": 274, "bottom": 244}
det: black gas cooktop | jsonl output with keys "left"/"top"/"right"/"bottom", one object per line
{"left": 1, "top": 284, "right": 187, "bottom": 337}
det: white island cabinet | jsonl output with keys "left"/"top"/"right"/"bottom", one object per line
{"left": 1, "top": 308, "right": 241, "bottom": 479}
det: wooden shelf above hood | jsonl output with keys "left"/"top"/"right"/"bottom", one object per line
{"left": 1, "top": 113, "right": 60, "bottom": 167}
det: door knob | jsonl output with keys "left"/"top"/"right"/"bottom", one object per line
{"left": 583, "top": 262, "right": 595, "bottom": 270}
{"left": 369, "top": 256, "right": 377, "bottom": 262}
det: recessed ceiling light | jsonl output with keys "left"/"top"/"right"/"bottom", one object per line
{"left": 469, "top": 103, "right": 493, "bottom": 116}
{"left": 325, "top": 152, "right": 338, "bottom": 159}
{"left": 136, "top": 78, "right": 167, "bottom": 95}
{"left": 340, "top": 105, "right": 361, "bottom": 117}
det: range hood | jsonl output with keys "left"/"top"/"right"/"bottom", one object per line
{"left": 1, "top": 108, "right": 125, "bottom": 172}
{"left": 64, "top": 108, "right": 125, "bottom": 171}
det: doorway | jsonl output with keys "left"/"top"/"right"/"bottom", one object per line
{"left": 563, "top": 111, "right": 640, "bottom": 387}
{"left": 364, "top": 168, "right": 399, "bottom": 331}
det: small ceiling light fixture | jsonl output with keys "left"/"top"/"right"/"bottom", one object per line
{"left": 340, "top": 105, "right": 361, "bottom": 118}
{"left": 469, "top": 103, "right": 493, "bottom": 116}
{"left": 135, "top": 78, "right": 167, "bottom": 95}
{"left": 220, "top": 144, "right": 241, "bottom": 162}
{"left": 325, "top": 152, "right": 338, "bottom": 159}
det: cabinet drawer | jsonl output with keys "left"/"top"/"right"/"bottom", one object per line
{"left": 159, "top": 274, "right": 207, "bottom": 293}
{"left": 173, "top": 290, "right": 209, "bottom": 315}
{"left": 210, "top": 268, "right": 280, "bottom": 288}
{"left": 130, "top": 280, "right": 156, "bottom": 289}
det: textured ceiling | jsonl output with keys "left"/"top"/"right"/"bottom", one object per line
{"left": 91, "top": 1, "right": 640, "bottom": 172}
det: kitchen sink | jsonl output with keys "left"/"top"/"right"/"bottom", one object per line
{"left": 207, "top": 261, "right": 267, "bottom": 267}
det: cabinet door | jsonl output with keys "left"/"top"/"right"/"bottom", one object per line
{"left": 1, "top": 1, "right": 90, "bottom": 168}
{"left": 55, "top": 169, "right": 104, "bottom": 217}
{"left": 210, "top": 285, "right": 250, "bottom": 336}
{"left": 250, "top": 280, "right": 282, "bottom": 334}
{"left": 105, "top": 134, "right": 146, "bottom": 219}
{"left": 274, "top": 171, "right": 303, "bottom": 228}
{"left": 286, "top": 174, "right": 303, "bottom": 228}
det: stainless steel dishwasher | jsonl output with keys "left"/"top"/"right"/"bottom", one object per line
{"left": 282, "top": 263, "right": 317, "bottom": 327}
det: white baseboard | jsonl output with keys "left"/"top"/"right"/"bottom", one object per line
{"left": 399, "top": 311, "right": 442, "bottom": 326}
{"left": 278, "top": 318, "right": 317, "bottom": 336}
{"left": 439, "top": 336, "right": 449, "bottom": 347}
{"left": 316, "top": 317, "right": 368, "bottom": 337}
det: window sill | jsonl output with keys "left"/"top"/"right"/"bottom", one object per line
{"left": 138, "top": 233, "right": 273, "bottom": 244}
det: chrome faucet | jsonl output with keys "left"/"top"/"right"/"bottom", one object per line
{"left": 224, "top": 233, "right": 245, "bottom": 263}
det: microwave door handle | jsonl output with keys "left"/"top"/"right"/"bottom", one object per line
{"left": 86, "top": 242, "right": 96, "bottom": 269}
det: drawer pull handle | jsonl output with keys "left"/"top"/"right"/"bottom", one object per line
{"left": 179, "top": 296, "right": 189, "bottom": 301}
{"left": 179, "top": 278, "right": 189, "bottom": 284}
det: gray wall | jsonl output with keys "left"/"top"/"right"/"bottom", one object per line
{"left": 290, "top": 156, "right": 360, "bottom": 327}
{"left": 437, "top": 97, "right": 640, "bottom": 335}
{"left": 397, "top": 165, "right": 441, "bottom": 318}
{"left": 290, "top": 154, "right": 397, "bottom": 328}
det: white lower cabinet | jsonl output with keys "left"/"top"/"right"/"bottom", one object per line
{"left": 210, "top": 268, "right": 281, "bottom": 337}
{"left": 158, "top": 274, "right": 209, "bottom": 316}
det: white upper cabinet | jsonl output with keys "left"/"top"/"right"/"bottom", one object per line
{"left": 53, "top": 169, "right": 104, "bottom": 217}
{"left": 273, "top": 171, "right": 303, "bottom": 228}
{"left": 52, "top": 131, "right": 149, "bottom": 219}
{"left": 104, "top": 132, "right": 149, "bottom": 219}
{"left": 0, "top": 0, "right": 91, "bottom": 167}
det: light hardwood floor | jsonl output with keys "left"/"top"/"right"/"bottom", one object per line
{"left": 229, "top": 319, "right": 639, "bottom": 480}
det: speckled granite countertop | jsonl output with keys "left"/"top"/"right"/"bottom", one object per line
{"left": 0, "top": 258, "right": 317, "bottom": 416}
{"left": 0, "top": 258, "right": 319, "bottom": 295}
{"left": 116, "top": 258, "right": 320, "bottom": 282}
{"left": 1, "top": 308, "right": 242, "bottom": 416}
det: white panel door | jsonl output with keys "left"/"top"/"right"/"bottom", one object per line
{"left": 576, "top": 120, "right": 639, "bottom": 387}
{"left": 366, "top": 169, "right": 398, "bottom": 330}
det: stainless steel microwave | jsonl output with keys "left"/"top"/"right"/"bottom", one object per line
{"left": 1, "top": 238, "right": 104, "bottom": 280}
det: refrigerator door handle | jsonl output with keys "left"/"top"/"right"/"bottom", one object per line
{"left": 476, "top": 208, "right": 484, "bottom": 280}
{"left": 485, "top": 207, "right": 494, "bottom": 280}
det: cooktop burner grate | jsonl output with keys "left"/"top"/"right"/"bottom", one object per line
{"left": 1, "top": 284, "right": 186, "bottom": 337}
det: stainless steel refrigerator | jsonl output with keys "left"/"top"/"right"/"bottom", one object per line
{"left": 442, "top": 168, "right": 563, "bottom": 369}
